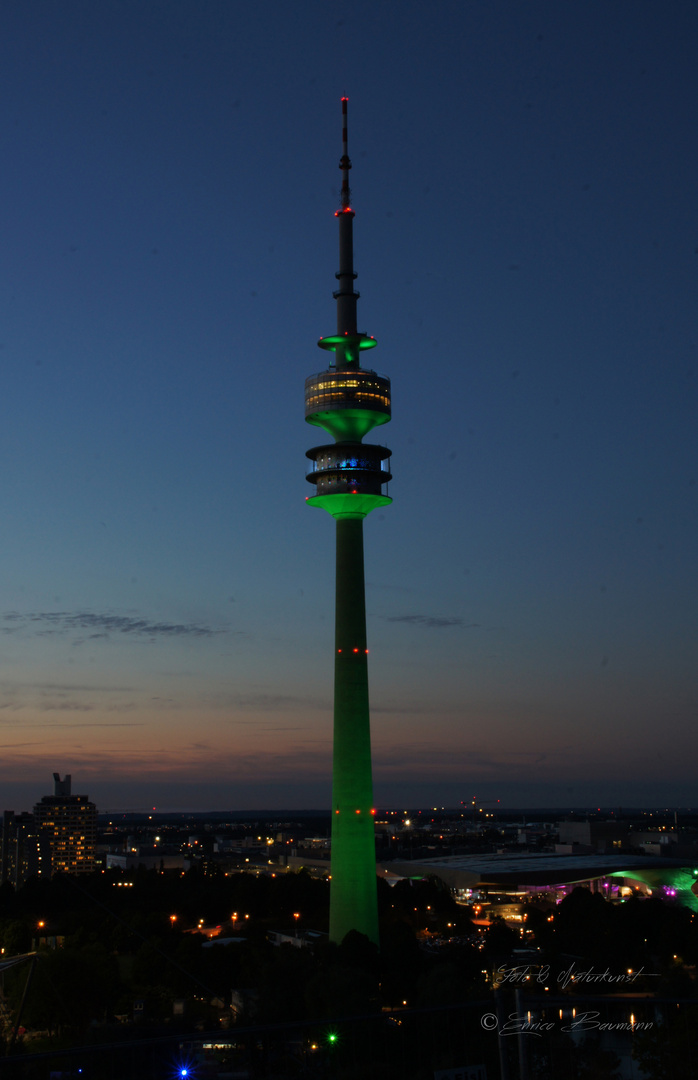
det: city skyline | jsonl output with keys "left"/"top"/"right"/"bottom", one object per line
{"left": 0, "top": 2, "right": 696, "bottom": 813}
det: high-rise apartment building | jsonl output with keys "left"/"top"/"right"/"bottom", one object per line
{"left": 0, "top": 810, "right": 49, "bottom": 886}
{"left": 33, "top": 773, "right": 97, "bottom": 875}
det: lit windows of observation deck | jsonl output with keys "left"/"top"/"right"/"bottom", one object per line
{"left": 304, "top": 369, "right": 391, "bottom": 419}
{"left": 306, "top": 442, "right": 391, "bottom": 496}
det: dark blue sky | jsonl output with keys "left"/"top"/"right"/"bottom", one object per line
{"left": 0, "top": 1, "right": 696, "bottom": 811}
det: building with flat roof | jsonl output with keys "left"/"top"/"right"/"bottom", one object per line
{"left": 383, "top": 852, "right": 698, "bottom": 910}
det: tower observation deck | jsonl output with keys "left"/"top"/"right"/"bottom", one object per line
{"left": 305, "top": 99, "right": 391, "bottom": 944}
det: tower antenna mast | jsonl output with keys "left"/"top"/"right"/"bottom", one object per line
{"left": 334, "top": 97, "right": 359, "bottom": 342}
{"left": 340, "top": 95, "right": 351, "bottom": 210}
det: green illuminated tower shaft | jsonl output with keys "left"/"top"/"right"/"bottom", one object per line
{"left": 305, "top": 99, "right": 391, "bottom": 945}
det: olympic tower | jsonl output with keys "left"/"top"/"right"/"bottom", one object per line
{"left": 304, "top": 99, "right": 391, "bottom": 945}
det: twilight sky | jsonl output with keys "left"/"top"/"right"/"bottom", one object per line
{"left": 0, "top": 1, "right": 696, "bottom": 812}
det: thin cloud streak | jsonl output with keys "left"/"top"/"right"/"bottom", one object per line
{"left": 214, "top": 692, "right": 329, "bottom": 712}
{"left": 38, "top": 702, "right": 94, "bottom": 712}
{"left": 0, "top": 682, "right": 139, "bottom": 693}
{"left": 384, "top": 615, "right": 480, "bottom": 629}
{"left": 30, "top": 721, "right": 145, "bottom": 729}
{"left": 0, "top": 743, "right": 334, "bottom": 783}
{"left": 371, "top": 703, "right": 429, "bottom": 714}
{"left": 2, "top": 611, "right": 224, "bottom": 641}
